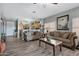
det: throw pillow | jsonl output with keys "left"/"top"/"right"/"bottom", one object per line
{"left": 62, "top": 33, "right": 69, "bottom": 39}
{"left": 68, "top": 32, "right": 76, "bottom": 40}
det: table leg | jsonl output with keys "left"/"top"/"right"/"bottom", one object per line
{"left": 39, "top": 40, "right": 41, "bottom": 47}
{"left": 53, "top": 46, "right": 55, "bottom": 56}
{"left": 60, "top": 44, "right": 62, "bottom": 51}
{"left": 44, "top": 43, "right": 47, "bottom": 49}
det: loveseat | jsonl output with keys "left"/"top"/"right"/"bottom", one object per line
{"left": 47, "top": 31, "right": 77, "bottom": 50}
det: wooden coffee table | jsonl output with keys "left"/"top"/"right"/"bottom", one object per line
{"left": 39, "top": 38, "right": 62, "bottom": 56}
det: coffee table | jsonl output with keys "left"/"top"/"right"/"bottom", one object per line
{"left": 39, "top": 38, "right": 62, "bottom": 56}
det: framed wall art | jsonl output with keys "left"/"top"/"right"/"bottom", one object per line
{"left": 57, "top": 15, "right": 69, "bottom": 30}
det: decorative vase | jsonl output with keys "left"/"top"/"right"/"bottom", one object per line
{"left": 0, "top": 41, "right": 6, "bottom": 55}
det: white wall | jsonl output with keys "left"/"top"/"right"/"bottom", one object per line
{"left": 72, "top": 17, "right": 79, "bottom": 45}
{"left": 45, "top": 7, "right": 79, "bottom": 32}
{"left": 44, "top": 21, "right": 56, "bottom": 32}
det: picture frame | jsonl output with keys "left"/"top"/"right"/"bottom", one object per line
{"left": 57, "top": 15, "right": 69, "bottom": 30}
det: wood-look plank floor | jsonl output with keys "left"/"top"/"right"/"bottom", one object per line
{"left": 2, "top": 37, "right": 79, "bottom": 56}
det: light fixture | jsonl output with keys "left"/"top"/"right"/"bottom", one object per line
{"left": 33, "top": 3, "right": 37, "bottom": 4}
{"left": 52, "top": 3, "right": 58, "bottom": 5}
{"left": 32, "top": 11, "right": 36, "bottom": 13}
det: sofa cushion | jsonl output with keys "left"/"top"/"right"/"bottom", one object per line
{"left": 59, "top": 32, "right": 65, "bottom": 37}
{"left": 50, "top": 36, "right": 70, "bottom": 43}
{"left": 53, "top": 31, "right": 59, "bottom": 37}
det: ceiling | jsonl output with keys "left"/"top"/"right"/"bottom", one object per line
{"left": 1, "top": 3, "right": 79, "bottom": 19}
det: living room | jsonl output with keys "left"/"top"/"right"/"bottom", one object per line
{"left": 0, "top": 2, "right": 79, "bottom": 56}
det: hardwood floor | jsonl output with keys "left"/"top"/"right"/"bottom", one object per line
{"left": 1, "top": 37, "right": 79, "bottom": 56}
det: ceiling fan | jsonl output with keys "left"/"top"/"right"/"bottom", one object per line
{"left": 32, "top": 3, "right": 58, "bottom": 14}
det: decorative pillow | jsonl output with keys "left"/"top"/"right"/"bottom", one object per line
{"left": 68, "top": 32, "right": 76, "bottom": 40}
{"left": 62, "top": 33, "right": 69, "bottom": 39}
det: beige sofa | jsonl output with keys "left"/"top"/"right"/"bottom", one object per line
{"left": 47, "top": 31, "right": 77, "bottom": 50}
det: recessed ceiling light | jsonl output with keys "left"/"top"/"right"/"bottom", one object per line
{"left": 52, "top": 3, "right": 58, "bottom": 5}
{"left": 33, "top": 3, "right": 37, "bottom": 4}
{"left": 32, "top": 11, "right": 36, "bottom": 13}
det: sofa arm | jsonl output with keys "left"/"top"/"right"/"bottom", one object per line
{"left": 70, "top": 36, "right": 77, "bottom": 48}
{"left": 70, "top": 36, "right": 77, "bottom": 40}
{"left": 74, "top": 36, "right": 77, "bottom": 39}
